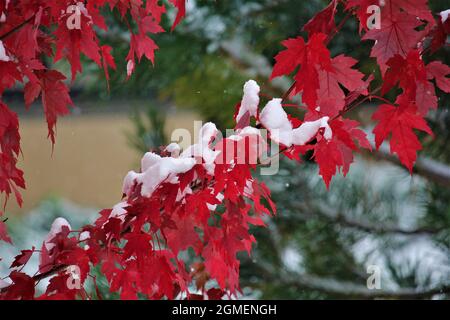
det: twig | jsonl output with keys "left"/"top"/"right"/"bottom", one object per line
{"left": 0, "top": 15, "right": 35, "bottom": 40}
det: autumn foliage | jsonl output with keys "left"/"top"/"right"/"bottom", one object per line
{"left": 0, "top": 0, "right": 449, "bottom": 299}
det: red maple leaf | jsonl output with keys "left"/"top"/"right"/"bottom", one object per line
{"left": 10, "top": 248, "right": 35, "bottom": 268}
{"left": 362, "top": 7, "right": 424, "bottom": 73}
{"left": 415, "top": 81, "right": 437, "bottom": 115}
{"left": 303, "top": 0, "right": 338, "bottom": 36}
{"left": 317, "top": 54, "right": 367, "bottom": 116}
{"left": 391, "top": 0, "right": 434, "bottom": 24}
{"left": 100, "top": 45, "right": 116, "bottom": 90}
{"left": 54, "top": 14, "right": 101, "bottom": 80}
{"left": 24, "top": 70, "right": 73, "bottom": 144}
{"left": 0, "top": 103, "right": 25, "bottom": 206}
{"left": 429, "top": 17, "right": 450, "bottom": 53}
{"left": 381, "top": 52, "right": 449, "bottom": 115}
{"left": 2, "top": 271, "right": 35, "bottom": 300}
{"left": 372, "top": 96, "right": 433, "bottom": 172}
{"left": 165, "top": 212, "right": 201, "bottom": 255}
{"left": 271, "top": 33, "right": 332, "bottom": 110}
{"left": 426, "top": 61, "right": 450, "bottom": 93}
{"left": 313, "top": 118, "right": 371, "bottom": 188}
{"left": 123, "top": 232, "right": 153, "bottom": 261}
{"left": 170, "top": 0, "right": 187, "bottom": 31}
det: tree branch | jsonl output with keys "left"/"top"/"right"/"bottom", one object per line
{"left": 0, "top": 264, "right": 67, "bottom": 294}
{"left": 244, "top": 235, "right": 450, "bottom": 299}
{"left": 372, "top": 144, "right": 450, "bottom": 188}
{"left": 0, "top": 15, "right": 35, "bottom": 40}
{"left": 276, "top": 269, "right": 450, "bottom": 299}
{"left": 291, "top": 202, "right": 446, "bottom": 236}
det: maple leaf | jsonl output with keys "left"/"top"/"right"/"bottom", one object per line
{"left": 391, "top": 0, "right": 434, "bottom": 24}
{"left": 347, "top": 0, "right": 434, "bottom": 32}
{"left": 43, "top": 273, "right": 78, "bottom": 300}
{"left": 314, "top": 137, "right": 344, "bottom": 188}
{"left": 202, "top": 243, "right": 235, "bottom": 290}
{"left": 2, "top": 271, "right": 35, "bottom": 300}
{"left": 426, "top": 61, "right": 450, "bottom": 93}
{"left": 170, "top": 0, "right": 187, "bottom": 31}
{"left": 109, "top": 260, "right": 140, "bottom": 300}
{"left": 313, "top": 118, "right": 371, "bottom": 188}
{"left": 0, "top": 61, "right": 23, "bottom": 94}
{"left": 100, "top": 45, "right": 116, "bottom": 90}
{"left": 303, "top": 0, "right": 338, "bottom": 36}
{"left": 123, "top": 232, "right": 153, "bottom": 260}
{"left": 0, "top": 103, "right": 25, "bottom": 206}
{"left": 165, "top": 213, "right": 201, "bottom": 255}
{"left": 372, "top": 96, "right": 433, "bottom": 172}
{"left": 317, "top": 54, "right": 367, "bottom": 116}
{"left": 25, "top": 70, "right": 73, "bottom": 145}
{"left": 54, "top": 14, "right": 101, "bottom": 80}
{"left": 381, "top": 50, "right": 427, "bottom": 97}
{"left": 271, "top": 33, "right": 332, "bottom": 110}
{"left": 10, "top": 248, "right": 34, "bottom": 268}
{"left": 381, "top": 53, "right": 448, "bottom": 115}
{"left": 133, "top": 34, "right": 159, "bottom": 64}
{"left": 429, "top": 17, "right": 450, "bottom": 53}
{"left": 362, "top": 8, "right": 424, "bottom": 74}
{"left": 415, "top": 81, "right": 437, "bottom": 115}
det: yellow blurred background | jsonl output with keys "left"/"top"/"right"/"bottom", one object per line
{"left": 6, "top": 108, "right": 200, "bottom": 214}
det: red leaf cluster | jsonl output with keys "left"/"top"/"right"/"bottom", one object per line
{"left": 0, "top": 0, "right": 187, "bottom": 208}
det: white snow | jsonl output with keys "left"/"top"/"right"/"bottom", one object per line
{"left": 236, "top": 80, "right": 260, "bottom": 123}
{"left": 44, "top": 217, "right": 71, "bottom": 250}
{"left": 120, "top": 85, "right": 331, "bottom": 200}
{"left": 259, "top": 98, "right": 293, "bottom": 146}
{"left": 224, "top": 126, "right": 267, "bottom": 164}
{"left": 259, "top": 98, "right": 332, "bottom": 147}
{"left": 126, "top": 59, "right": 134, "bottom": 76}
{"left": 122, "top": 170, "right": 139, "bottom": 196}
{"left": 440, "top": 9, "right": 450, "bottom": 23}
{"left": 0, "top": 40, "right": 10, "bottom": 62}
{"left": 109, "top": 201, "right": 128, "bottom": 221}
{"left": 0, "top": 279, "right": 10, "bottom": 289}
{"left": 292, "top": 116, "right": 332, "bottom": 145}
{"left": 176, "top": 186, "right": 193, "bottom": 202}
{"left": 180, "top": 122, "right": 221, "bottom": 175}
{"left": 243, "top": 179, "right": 254, "bottom": 196}
{"left": 206, "top": 192, "right": 224, "bottom": 211}
{"left": 79, "top": 231, "right": 90, "bottom": 241}
{"left": 122, "top": 123, "right": 222, "bottom": 198}
{"left": 165, "top": 143, "right": 181, "bottom": 157}
{"left": 141, "top": 152, "right": 162, "bottom": 171}
{"left": 137, "top": 157, "right": 196, "bottom": 197}
{"left": 0, "top": 0, "right": 9, "bottom": 23}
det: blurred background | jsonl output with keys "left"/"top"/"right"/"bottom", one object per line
{"left": 1, "top": 0, "right": 449, "bottom": 299}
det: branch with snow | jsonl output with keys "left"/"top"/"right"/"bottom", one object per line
{"left": 291, "top": 202, "right": 446, "bottom": 236}
{"left": 372, "top": 144, "right": 450, "bottom": 188}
